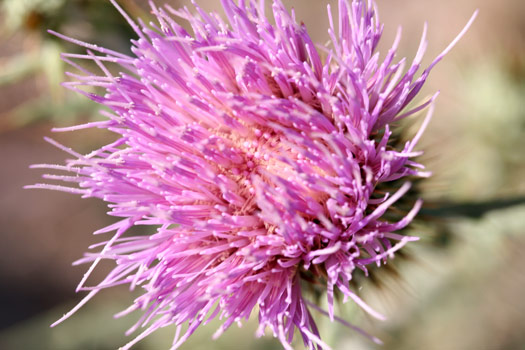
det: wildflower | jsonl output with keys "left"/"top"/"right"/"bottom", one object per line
{"left": 28, "top": 0, "right": 476, "bottom": 349}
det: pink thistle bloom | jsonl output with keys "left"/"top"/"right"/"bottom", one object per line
{"left": 29, "top": 1, "right": 476, "bottom": 349}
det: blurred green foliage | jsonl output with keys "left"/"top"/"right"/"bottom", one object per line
{"left": 2, "top": 0, "right": 65, "bottom": 33}
{"left": 0, "top": 0, "right": 145, "bottom": 129}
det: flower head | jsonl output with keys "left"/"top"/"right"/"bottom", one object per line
{"left": 29, "top": 0, "right": 476, "bottom": 349}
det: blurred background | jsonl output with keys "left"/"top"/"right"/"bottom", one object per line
{"left": 0, "top": 0, "right": 523, "bottom": 349}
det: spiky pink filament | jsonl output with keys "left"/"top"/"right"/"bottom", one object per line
{"left": 28, "top": 0, "right": 478, "bottom": 349}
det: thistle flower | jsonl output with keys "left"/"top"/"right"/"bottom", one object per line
{"left": 28, "top": 1, "right": 476, "bottom": 349}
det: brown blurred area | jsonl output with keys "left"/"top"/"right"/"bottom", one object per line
{"left": 0, "top": 0, "right": 524, "bottom": 349}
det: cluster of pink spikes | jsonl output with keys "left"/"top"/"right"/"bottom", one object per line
{"left": 28, "top": 1, "right": 476, "bottom": 349}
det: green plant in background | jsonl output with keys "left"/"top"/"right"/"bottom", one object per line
{"left": 2, "top": 0, "right": 65, "bottom": 31}
{"left": 0, "top": 0, "right": 145, "bottom": 129}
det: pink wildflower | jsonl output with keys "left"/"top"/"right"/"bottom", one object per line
{"left": 28, "top": 1, "right": 476, "bottom": 349}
